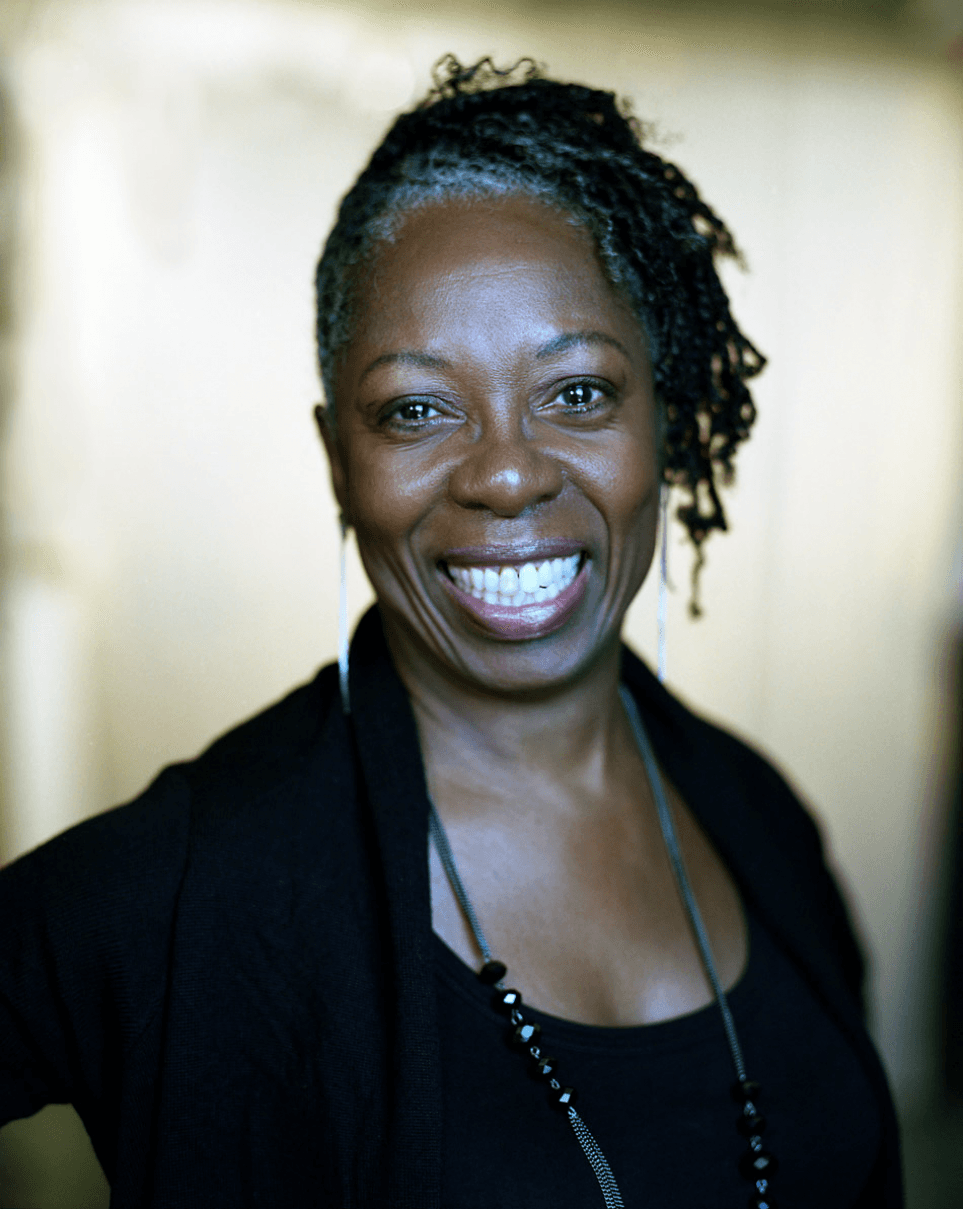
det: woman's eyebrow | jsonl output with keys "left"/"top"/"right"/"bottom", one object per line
{"left": 359, "top": 350, "right": 450, "bottom": 382}
{"left": 535, "top": 331, "right": 631, "bottom": 360}
{"left": 358, "top": 332, "right": 629, "bottom": 383}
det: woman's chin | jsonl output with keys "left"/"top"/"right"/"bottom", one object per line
{"left": 376, "top": 559, "right": 626, "bottom": 698}
{"left": 422, "top": 569, "right": 621, "bottom": 696}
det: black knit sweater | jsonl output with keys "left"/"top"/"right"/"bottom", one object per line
{"left": 0, "top": 607, "right": 902, "bottom": 1206}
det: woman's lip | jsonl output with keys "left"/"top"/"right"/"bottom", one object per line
{"left": 442, "top": 539, "right": 584, "bottom": 568}
{"left": 440, "top": 558, "right": 591, "bottom": 642}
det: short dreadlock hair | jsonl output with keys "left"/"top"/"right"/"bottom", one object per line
{"left": 315, "top": 55, "right": 764, "bottom": 612}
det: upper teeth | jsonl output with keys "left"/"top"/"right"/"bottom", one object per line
{"left": 448, "top": 555, "right": 581, "bottom": 607}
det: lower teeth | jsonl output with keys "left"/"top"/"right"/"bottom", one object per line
{"left": 474, "top": 584, "right": 561, "bottom": 607}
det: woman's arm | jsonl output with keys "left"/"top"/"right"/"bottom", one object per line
{"left": 0, "top": 766, "right": 191, "bottom": 1159}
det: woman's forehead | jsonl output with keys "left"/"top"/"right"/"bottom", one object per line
{"left": 347, "top": 195, "right": 643, "bottom": 359}
{"left": 370, "top": 194, "right": 595, "bottom": 283}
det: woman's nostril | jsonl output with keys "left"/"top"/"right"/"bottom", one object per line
{"left": 449, "top": 443, "right": 564, "bottom": 515}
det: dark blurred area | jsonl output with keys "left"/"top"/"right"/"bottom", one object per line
{"left": 943, "top": 640, "right": 963, "bottom": 1106}
{"left": 902, "top": 630, "right": 963, "bottom": 1209}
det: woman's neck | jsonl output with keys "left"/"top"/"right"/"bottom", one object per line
{"left": 384, "top": 617, "right": 636, "bottom": 822}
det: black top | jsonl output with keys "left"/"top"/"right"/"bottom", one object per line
{"left": 436, "top": 910, "right": 881, "bottom": 1208}
{"left": 0, "top": 607, "right": 902, "bottom": 1207}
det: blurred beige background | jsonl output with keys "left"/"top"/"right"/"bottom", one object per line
{"left": 1, "top": 0, "right": 961, "bottom": 1205}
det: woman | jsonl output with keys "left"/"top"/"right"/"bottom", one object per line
{"left": 0, "top": 57, "right": 900, "bottom": 1207}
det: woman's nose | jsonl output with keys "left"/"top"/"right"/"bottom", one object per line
{"left": 447, "top": 421, "right": 565, "bottom": 517}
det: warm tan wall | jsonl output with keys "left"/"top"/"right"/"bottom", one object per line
{"left": 1, "top": 0, "right": 961, "bottom": 1133}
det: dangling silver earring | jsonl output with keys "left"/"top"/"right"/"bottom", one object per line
{"left": 338, "top": 513, "right": 351, "bottom": 715}
{"left": 657, "top": 485, "right": 669, "bottom": 684}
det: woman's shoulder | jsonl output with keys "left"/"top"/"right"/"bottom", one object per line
{"left": 176, "top": 661, "right": 341, "bottom": 797}
{"left": 2, "top": 661, "right": 342, "bottom": 883}
{"left": 620, "top": 643, "right": 823, "bottom": 850}
{"left": 0, "top": 759, "right": 195, "bottom": 1114}
{"left": 0, "top": 663, "right": 345, "bottom": 967}
{"left": 0, "top": 762, "right": 192, "bottom": 943}
{"left": 0, "top": 664, "right": 346, "bottom": 1096}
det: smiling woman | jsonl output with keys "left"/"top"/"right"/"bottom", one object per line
{"left": 322, "top": 195, "right": 658, "bottom": 683}
{"left": 0, "top": 55, "right": 901, "bottom": 1209}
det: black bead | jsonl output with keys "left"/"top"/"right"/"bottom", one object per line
{"left": 534, "top": 1055, "right": 559, "bottom": 1081}
{"left": 737, "top": 1112, "right": 767, "bottom": 1138}
{"left": 512, "top": 1020, "right": 541, "bottom": 1047}
{"left": 739, "top": 1148, "right": 778, "bottom": 1181}
{"left": 553, "top": 1086, "right": 578, "bottom": 1110}
{"left": 494, "top": 987, "right": 522, "bottom": 1013}
{"left": 732, "top": 1079, "right": 762, "bottom": 1103}
{"left": 478, "top": 960, "right": 507, "bottom": 985}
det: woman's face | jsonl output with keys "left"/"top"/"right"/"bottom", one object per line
{"left": 325, "top": 195, "right": 660, "bottom": 696}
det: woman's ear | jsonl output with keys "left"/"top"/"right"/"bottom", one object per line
{"left": 314, "top": 404, "right": 349, "bottom": 521}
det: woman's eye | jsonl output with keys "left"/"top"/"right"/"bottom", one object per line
{"left": 388, "top": 400, "right": 440, "bottom": 424}
{"left": 557, "top": 382, "right": 607, "bottom": 410}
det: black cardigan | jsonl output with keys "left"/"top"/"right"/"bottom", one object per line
{"left": 0, "top": 607, "right": 902, "bottom": 1206}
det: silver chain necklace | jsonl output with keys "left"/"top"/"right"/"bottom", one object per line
{"left": 428, "top": 685, "right": 778, "bottom": 1209}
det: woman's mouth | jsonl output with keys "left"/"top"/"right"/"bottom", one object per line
{"left": 440, "top": 551, "right": 590, "bottom": 641}
{"left": 449, "top": 554, "right": 581, "bottom": 605}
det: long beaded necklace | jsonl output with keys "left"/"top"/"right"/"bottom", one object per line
{"left": 428, "top": 685, "right": 779, "bottom": 1209}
